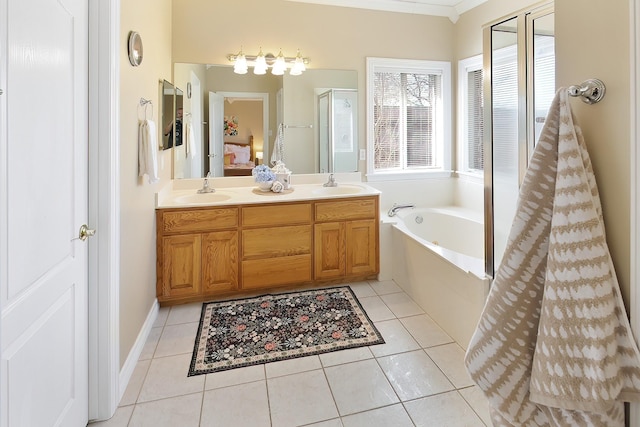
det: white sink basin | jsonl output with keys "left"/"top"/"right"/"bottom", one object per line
{"left": 173, "top": 191, "right": 232, "bottom": 204}
{"left": 311, "top": 185, "right": 364, "bottom": 196}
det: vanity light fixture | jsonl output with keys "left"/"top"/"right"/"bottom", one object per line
{"left": 227, "top": 48, "right": 310, "bottom": 76}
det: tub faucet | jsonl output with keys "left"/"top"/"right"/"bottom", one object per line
{"left": 197, "top": 172, "right": 215, "bottom": 194}
{"left": 388, "top": 203, "right": 415, "bottom": 217}
{"left": 323, "top": 174, "right": 338, "bottom": 187}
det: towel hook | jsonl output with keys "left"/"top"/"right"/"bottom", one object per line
{"left": 139, "top": 97, "right": 153, "bottom": 119}
{"left": 567, "top": 79, "right": 606, "bottom": 104}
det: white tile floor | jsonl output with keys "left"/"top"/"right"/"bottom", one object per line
{"left": 90, "top": 280, "right": 492, "bottom": 427}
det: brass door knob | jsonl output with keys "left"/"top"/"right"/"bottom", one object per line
{"left": 78, "top": 224, "right": 96, "bottom": 241}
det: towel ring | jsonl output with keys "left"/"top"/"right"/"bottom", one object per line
{"left": 139, "top": 97, "right": 153, "bottom": 120}
{"left": 568, "top": 79, "right": 606, "bottom": 104}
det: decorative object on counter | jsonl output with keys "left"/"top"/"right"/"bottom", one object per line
{"left": 188, "top": 286, "right": 384, "bottom": 376}
{"left": 252, "top": 164, "right": 276, "bottom": 192}
{"left": 228, "top": 47, "right": 309, "bottom": 76}
{"left": 271, "top": 160, "right": 292, "bottom": 189}
{"left": 271, "top": 180, "right": 284, "bottom": 193}
{"left": 257, "top": 181, "right": 274, "bottom": 192}
{"left": 251, "top": 187, "right": 294, "bottom": 196}
{"left": 224, "top": 115, "right": 238, "bottom": 136}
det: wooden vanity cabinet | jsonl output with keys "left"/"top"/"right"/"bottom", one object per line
{"left": 156, "top": 195, "right": 379, "bottom": 306}
{"left": 156, "top": 207, "right": 238, "bottom": 305}
{"left": 314, "top": 197, "right": 379, "bottom": 281}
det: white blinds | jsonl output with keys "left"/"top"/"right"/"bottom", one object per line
{"left": 491, "top": 44, "right": 519, "bottom": 176}
{"left": 373, "top": 71, "right": 442, "bottom": 171}
{"left": 467, "top": 68, "right": 484, "bottom": 171}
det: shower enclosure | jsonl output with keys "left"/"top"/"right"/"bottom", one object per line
{"left": 483, "top": 4, "right": 555, "bottom": 277}
{"left": 317, "top": 89, "right": 358, "bottom": 173}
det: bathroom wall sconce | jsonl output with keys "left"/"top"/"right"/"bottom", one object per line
{"left": 228, "top": 48, "right": 309, "bottom": 76}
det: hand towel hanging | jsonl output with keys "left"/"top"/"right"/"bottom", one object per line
{"left": 270, "top": 123, "right": 284, "bottom": 166}
{"left": 138, "top": 119, "right": 159, "bottom": 184}
{"left": 464, "top": 89, "right": 640, "bottom": 426}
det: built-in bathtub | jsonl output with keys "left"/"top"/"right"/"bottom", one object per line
{"left": 390, "top": 206, "right": 490, "bottom": 349}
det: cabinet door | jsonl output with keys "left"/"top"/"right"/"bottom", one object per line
{"left": 314, "top": 222, "right": 346, "bottom": 280}
{"left": 202, "top": 230, "right": 238, "bottom": 295}
{"left": 162, "top": 234, "right": 202, "bottom": 298}
{"left": 346, "top": 219, "right": 378, "bottom": 276}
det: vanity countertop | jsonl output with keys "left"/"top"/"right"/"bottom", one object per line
{"left": 156, "top": 173, "right": 381, "bottom": 209}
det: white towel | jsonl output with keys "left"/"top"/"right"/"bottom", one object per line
{"left": 185, "top": 121, "right": 196, "bottom": 159}
{"left": 464, "top": 89, "right": 640, "bottom": 426}
{"left": 138, "top": 119, "right": 159, "bottom": 184}
{"left": 270, "top": 123, "right": 284, "bottom": 166}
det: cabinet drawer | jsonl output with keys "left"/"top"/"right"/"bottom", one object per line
{"left": 242, "top": 254, "right": 312, "bottom": 289}
{"left": 242, "top": 225, "right": 311, "bottom": 259}
{"left": 161, "top": 208, "right": 238, "bottom": 233}
{"left": 315, "top": 198, "right": 377, "bottom": 222}
{"left": 242, "top": 203, "right": 311, "bottom": 228}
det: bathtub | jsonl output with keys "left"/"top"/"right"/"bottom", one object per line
{"left": 390, "top": 206, "right": 490, "bottom": 349}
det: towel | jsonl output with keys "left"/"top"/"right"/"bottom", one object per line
{"left": 138, "top": 119, "right": 159, "bottom": 184}
{"left": 185, "top": 121, "right": 196, "bottom": 159}
{"left": 270, "top": 123, "right": 284, "bottom": 166}
{"left": 464, "top": 89, "right": 640, "bottom": 426}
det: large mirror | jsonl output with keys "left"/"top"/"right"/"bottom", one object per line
{"left": 172, "top": 63, "right": 358, "bottom": 178}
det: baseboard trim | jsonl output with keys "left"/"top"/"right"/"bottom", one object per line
{"left": 118, "top": 299, "right": 159, "bottom": 401}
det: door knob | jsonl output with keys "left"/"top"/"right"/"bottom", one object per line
{"left": 78, "top": 224, "right": 96, "bottom": 241}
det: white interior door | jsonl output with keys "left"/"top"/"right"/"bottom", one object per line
{"left": 209, "top": 92, "right": 224, "bottom": 177}
{"left": 189, "top": 72, "right": 203, "bottom": 178}
{"left": 1, "top": 0, "right": 89, "bottom": 425}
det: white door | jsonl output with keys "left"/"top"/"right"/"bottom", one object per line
{"left": 189, "top": 72, "right": 203, "bottom": 178}
{"left": 209, "top": 92, "right": 225, "bottom": 177}
{"left": 1, "top": 0, "right": 89, "bottom": 425}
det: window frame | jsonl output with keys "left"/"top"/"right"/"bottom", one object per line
{"left": 456, "top": 54, "right": 484, "bottom": 180}
{"left": 366, "top": 57, "right": 452, "bottom": 182}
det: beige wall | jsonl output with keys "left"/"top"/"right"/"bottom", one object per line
{"left": 119, "top": 0, "right": 173, "bottom": 367}
{"left": 556, "top": 0, "right": 631, "bottom": 307}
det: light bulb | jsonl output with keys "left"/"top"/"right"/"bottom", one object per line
{"left": 233, "top": 48, "right": 248, "bottom": 74}
{"left": 254, "top": 48, "right": 267, "bottom": 75}
{"left": 290, "top": 50, "right": 306, "bottom": 75}
{"left": 271, "top": 50, "right": 286, "bottom": 76}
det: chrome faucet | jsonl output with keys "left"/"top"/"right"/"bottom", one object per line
{"left": 323, "top": 173, "right": 338, "bottom": 187}
{"left": 388, "top": 203, "right": 415, "bottom": 217}
{"left": 197, "top": 172, "right": 215, "bottom": 194}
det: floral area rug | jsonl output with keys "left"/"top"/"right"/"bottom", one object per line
{"left": 188, "top": 286, "right": 384, "bottom": 376}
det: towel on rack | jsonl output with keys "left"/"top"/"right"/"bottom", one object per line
{"left": 464, "top": 89, "right": 640, "bottom": 426}
{"left": 270, "top": 123, "right": 284, "bottom": 166}
{"left": 138, "top": 119, "right": 159, "bottom": 184}
{"left": 185, "top": 121, "right": 196, "bottom": 159}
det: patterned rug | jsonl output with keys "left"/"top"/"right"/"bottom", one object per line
{"left": 188, "top": 286, "right": 384, "bottom": 376}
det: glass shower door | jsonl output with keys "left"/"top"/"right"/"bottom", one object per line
{"left": 484, "top": 6, "right": 555, "bottom": 277}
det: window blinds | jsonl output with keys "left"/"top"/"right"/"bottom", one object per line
{"left": 373, "top": 71, "right": 441, "bottom": 171}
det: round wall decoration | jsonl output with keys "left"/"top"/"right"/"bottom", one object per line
{"left": 128, "top": 31, "right": 143, "bottom": 66}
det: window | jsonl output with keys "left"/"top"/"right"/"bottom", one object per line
{"left": 457, "top": 55, "right": 484, "bottom": 175}
{"left": 366, "top": 58, "right": 451, "bottom": 180}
